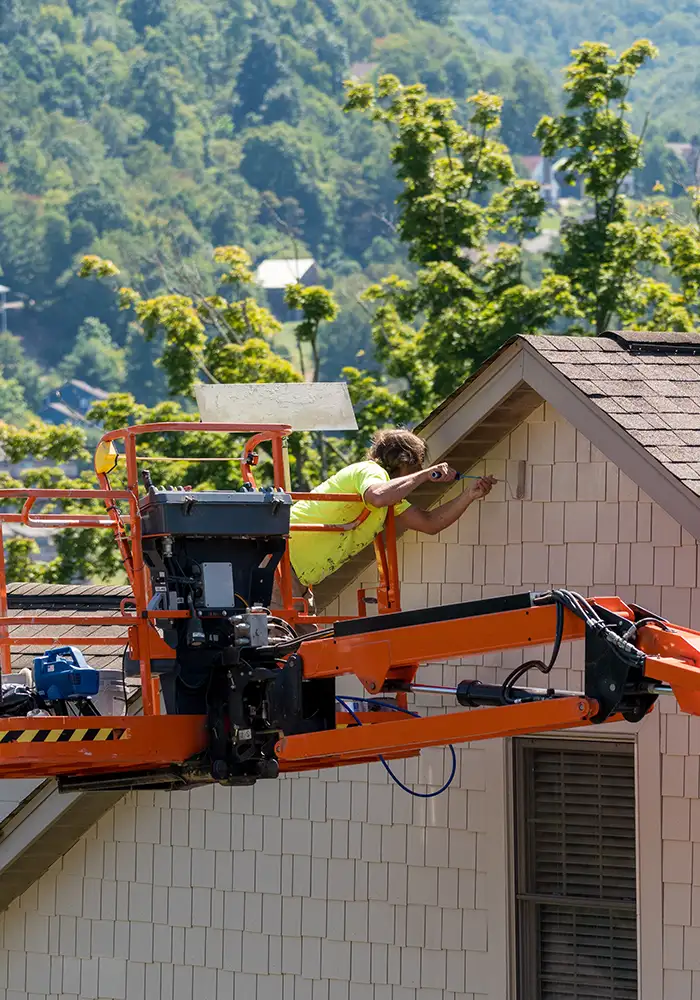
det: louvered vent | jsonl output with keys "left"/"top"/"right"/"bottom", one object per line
{"left": 515, "top": 740, "right": 637, "bottom": 1000}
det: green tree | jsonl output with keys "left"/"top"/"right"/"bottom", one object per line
{"left": 80, "top": 248, "right": 298, "bottom": 397}
{"left": 408, "top": 0, "right": 454, "bottom": 27}
{"left": 0, "top": 332, "right": 43, "bottom": 410}
{"left": 0, "top": 419, "right": 126, "bottom": 583}
{"left": 0, "top": 378, "right": 30, "bottom": 424}
{"left": 638, "top": 134, "right": 684, "bottom": 196}
{"left": 500, "top": 58, "right": 554, "bottom": 155}
{"left": 59, "top": 316, "right": 127, "bottom": 391}
{"left": 8, "top": 141, "right": 49, "bottom": 196}
{"left": 535, "top": 41, "right": 660, "bottom": 333}
{"left": 536, "top": 41, "right": 700, "bottom": 333}
{"left": 284, "top": 282, "right": 339, "bottom": 382}
{"left": 344, "top": 74, "right": 580, "bottom": 409}
{"left": 235, "top": 30, "right": 286, "bottom": 123}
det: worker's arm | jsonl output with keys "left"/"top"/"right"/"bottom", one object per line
{"left": 396, "top": 476, "right": 496, "bottom": 536}
{"left": 363, "top": 463, "right": 457, "bottom": 509}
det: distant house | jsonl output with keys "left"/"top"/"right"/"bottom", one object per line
{"left": 255, "top": 257, "right": 318, "bottom": 318}
{"left": 519, "top": 155, "right": 559, "bottom": 204}
{"left": 519, "top": 155, "right": 634, "bottom": 202}
{"left": 0, "top": 284, "right": 24, "bottom": 335}
{"left": 1, "top": 521, "right": 59, "bottom": 562}
{"left": 348, "top": 60, "right": 378, "bottom": 81}
{"left": 39, "top": 379, "right": 110, "bottom": 425}
{"left": 666, "top": 141, "right": 700, "bottom": 183}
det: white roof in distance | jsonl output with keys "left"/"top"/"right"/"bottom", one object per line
{"left": 255, "top": 258, "right": 315, "bottom": 290}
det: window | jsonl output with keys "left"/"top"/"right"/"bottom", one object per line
{"left": 514, "top": 738, "right": 637, "bottom": 1000}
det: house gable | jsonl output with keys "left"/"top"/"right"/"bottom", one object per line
{"left": 315, "top": 332, "right": 700, "bottom": 611}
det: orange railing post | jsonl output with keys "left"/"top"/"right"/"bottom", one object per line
{"left": 384, "top": 507, "right": 401, "bottom": 612}
{"left": 0, "top": 524, "right": 10, "bottom": 675}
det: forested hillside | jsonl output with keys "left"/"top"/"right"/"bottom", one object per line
{"left": 1, "top": 0, "right": 498, "bottom": 402}
{"left": 1, "top": 0, "right": 698, "bottom": 424}
{"left": 457, "top": 0, "right": 700, "bottom": 138}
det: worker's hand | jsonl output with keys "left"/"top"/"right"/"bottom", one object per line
{"left": 467, "top": 475, "right": 497, "bottom": 500}
{"left": 427, "top": 463, "right": 458, "bottom": 483}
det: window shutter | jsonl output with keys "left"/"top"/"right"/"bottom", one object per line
{"left": 514, "top": 739, "right": 637, "bottom": 1000}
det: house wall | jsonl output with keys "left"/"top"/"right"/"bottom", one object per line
{"left": 0, "top": 402, "right": 693, "bottom": 1000}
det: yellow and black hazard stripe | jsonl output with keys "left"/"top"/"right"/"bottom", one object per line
{"left": 0, "top": 727, "right": 128, "bottom": 744}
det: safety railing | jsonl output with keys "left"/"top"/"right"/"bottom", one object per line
{"left": 0, "top": 422, "right": 402, "bottom": 714}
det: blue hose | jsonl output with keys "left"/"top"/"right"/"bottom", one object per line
{"left": 335, "top": 695, "right": 457, "bottom": 798}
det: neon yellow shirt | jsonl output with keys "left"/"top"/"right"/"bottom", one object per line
{"left": 288, "top": 461, "right": 411, "bottom": 587}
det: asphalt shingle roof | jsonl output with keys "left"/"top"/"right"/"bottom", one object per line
{"left": 3, "top": 583, "right": 131, "bottom": 672}
{"left": 524, "top": 331, "right": 700, "bottom": 497}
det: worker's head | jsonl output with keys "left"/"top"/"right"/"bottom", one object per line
{"left": 368, "top": 428, "right": 427, "bottom": 478}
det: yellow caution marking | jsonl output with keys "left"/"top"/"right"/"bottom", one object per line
{"left": 0, "top": 726, "right": 128, "bottom": 744}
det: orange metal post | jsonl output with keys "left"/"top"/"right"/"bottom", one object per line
{"left": 0, "top": 615, "right": 134, "bottom": 627}
{"left": 288, "top": 493, "right": 365, "bottom": 502}
{"left": 101, "top": 422, "right": 293, "bottom": 443}
{"left": 0, "top": 637, "right": 130, "bottom": 647}
{"left": 634, "top": 622, "right": 700, "bottom": 715}
{"left": 20, "top": 497, "right": 125, "bottom": 529}
{"left": 0, "top": 524, "right": 10, "bottom": 675}
{"left": 270, "top": 433, "right": 294, "bottom": 613}
{"left": 97, "top": 472, "right": 135, "bottom": 586}
{"left": 124, "top": 429, "right": 155, "bottom": 716}
{"left": 373, "top": 535, "right": 390, "bottom": 613}
{"left": 384, "top": 507, "right": 400, "bottom": 612}
{"left": 0, "top": 488, "right": 132, "bottom": 501}
{"left": 151, "top": 676, "right": 161, "bottom": 715}
{"left": 270, "top": 433, "right": 286, "bottom": 491}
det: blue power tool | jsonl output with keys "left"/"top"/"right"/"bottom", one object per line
{"left": 33, "top": 647, "right": 100, "bottom": 702}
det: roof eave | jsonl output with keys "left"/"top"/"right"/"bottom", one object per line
{"left": 413, "top": 336, "right": 521, "bottom": 435}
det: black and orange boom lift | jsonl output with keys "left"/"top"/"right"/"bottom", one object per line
{"left": 0, "top": 421, "right": 698, "bottom": 793}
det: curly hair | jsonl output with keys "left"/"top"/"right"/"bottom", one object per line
{"left": 367, "top": 429, "right": 427, "bottom": 477}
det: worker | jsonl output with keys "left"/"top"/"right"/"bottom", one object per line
{"left": 271, "top": 428, "right": 496, "bottom": 613}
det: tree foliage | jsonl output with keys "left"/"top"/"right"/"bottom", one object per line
{"left": 344, "top": 75, "right": 580, "bottom": 408}
{"left": 0, "top": 0, "right": 479, "bottom": 398}
{"left": 59, "top": 317, "right": 126, "bottom": 391}
{"left": 537, "top": 41, "right": 700, "bottom": 333}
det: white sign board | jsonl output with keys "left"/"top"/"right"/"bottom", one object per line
{"left": 194, "top": 382, "right": 358, "bottom": 432}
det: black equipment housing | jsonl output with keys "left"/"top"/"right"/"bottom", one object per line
{"left": 133, "top": 478, "right": 334, "bottom": 785}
